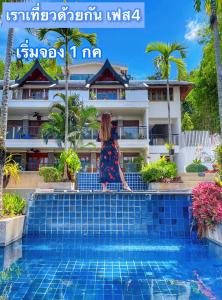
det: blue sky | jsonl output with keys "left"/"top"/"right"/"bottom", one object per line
{"left": 0, "top": 0, "right": 207, "bottom": 79}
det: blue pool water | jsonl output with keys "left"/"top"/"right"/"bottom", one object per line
{"left": 0, "top": 237, "right": 222, "bottom": 299}
{"left": 1, "top": 192, "right": 222, "bottom": 299}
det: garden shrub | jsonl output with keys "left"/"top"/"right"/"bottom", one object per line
{"left": 186, "top": 163, "right": 208, "bottom": 173}
{"left": 58, "top": 149, "right": 81, "bottom": 181}
{"left": 141, "top": 157, "right": 177, "bottom": 183}
{"left": 3, "top": 193, "right": 26, "bottom": 216}
{"left": 39, "top": 167, "right": 62, "bottom": 182}
{"left": 192, "top": 182, "right": 222, "bottom": 238}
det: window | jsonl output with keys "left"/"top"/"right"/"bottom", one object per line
{"left": 22, "top": 89, "right": 48, "bottom": 100}
{"left": 89, "top": 88, "right": 125, "bottom": 100}
{"left": 149, "top": 88, "right": 173, "bottom": 101}
{"left": 97, "top": 89, "right": 118, "bottom": 100}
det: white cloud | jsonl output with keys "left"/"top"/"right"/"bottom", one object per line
{"left": 185, "top": 20, "right": 203, "bottom": 41}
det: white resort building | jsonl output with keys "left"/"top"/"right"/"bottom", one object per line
{"left": 0, "top": 59, "right": 192, "bottom": 172}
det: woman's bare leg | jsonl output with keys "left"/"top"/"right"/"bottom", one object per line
{"left": 102, "top": 182, "right": 111, "bottom": 192}
{"left": 118, "top": 166, "right": 132, "bottom": 191}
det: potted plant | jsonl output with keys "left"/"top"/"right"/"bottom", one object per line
{"left": 3, "top": 154, "right": 20, "bottom": 188}
{"left": 58, "top": 149, "right": 81, "bottom": 190}
{"left": 0, "top": 193, "right": 26, "bottom": 246}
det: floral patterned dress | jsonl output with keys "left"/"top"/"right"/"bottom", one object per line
{"left": 97, "top": 126, "right": 122, "bottom": 183}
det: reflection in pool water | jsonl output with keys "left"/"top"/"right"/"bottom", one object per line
{"left": 0, "top": 237, "right": 222, "bottom": 299}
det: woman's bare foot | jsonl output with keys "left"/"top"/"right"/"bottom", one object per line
{"left": 102, "top": 189, "right": 112, "bottom": 193}
{"left": 123, "top": 185, "right": 132, "bottom": 192}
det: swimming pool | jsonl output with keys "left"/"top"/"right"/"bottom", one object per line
{"left": 0, "top": 236, "right": 222, "bottom": 299}
{"left": 0, "top": 192, "right": 222, "bottom": 299}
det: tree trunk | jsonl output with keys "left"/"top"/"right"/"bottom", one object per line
{"left": 64, "top": 37, "right": 69, "bottom": 151}
{"left": 0, "top": 28, "right": 14, "bottom": 214}
{"left": 211, "top": 0, "right": 222, "bottom": 134}
{"left": 63, "top": 36, "right": 69, "bottom": 181}
{"left": 166, "top": 77, "right": 172, "bottom": 144}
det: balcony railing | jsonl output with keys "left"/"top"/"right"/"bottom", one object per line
{"left": 7, "top": 126, "right": 179, "bottom": 145}
{"left": 82, "top": 127, "right": 148, "bottom": 140}
{"left": 7, "top": 126, "right": 42, "bottom": 139}
{"left": 149, "top": 133, "right": 179, "bottom": 145}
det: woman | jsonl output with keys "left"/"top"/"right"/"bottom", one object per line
{"left": 97, "top": 113, "right": 132, "bottom": 192}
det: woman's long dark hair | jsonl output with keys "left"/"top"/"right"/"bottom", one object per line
{"left": 99, "top": 113, "right": 112, "bottom": 141}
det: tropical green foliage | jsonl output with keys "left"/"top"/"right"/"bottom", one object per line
{"left": 41, "top": 93, "right": 99, "bottom": 149}
{"left": 182, "top": 112, "right": 194, "bottom": 131}
{"left": 30, "top": 28, "right": 97, "bottom": 151}
{"left": 0, "top": 59, "right": 62, "bottom": 80}
{"left": 146, "top": 42, "right": 187, "bottom": 80}
{"left": 215, "top": 144, "right": 222, "bottom": 167}
{"left": 194, "top": 0, "right": 222, "bottom": 16}
{"left": 146, "top": 42, "right": 187, "bottom": 145}
{"left": 141, "top": 157, "right": 177, "bottom": 183}
{"left": 4, "top": 154, "right": 20, "bottom": 184}
{"left": 39, "top": 167, "right": 62, "bottom": 183}
{"left": 58, "top": 149, "right": 81, "bottom": 182}
{"left": 2, "top": 193, "right": 26, "bottom": 216}
{"left": 186, "top": 162, "right": 208, "bottom": 173}
{"left": 185, "top": 37, "right": 221, "bottom": 132}
{"left": 187, "top": 0, "right": 222, "bottom": 133}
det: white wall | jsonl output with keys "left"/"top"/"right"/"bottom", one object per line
{"left": 125, "top": 90, "right": 148, "bottom": 101}
{"left": 175, "top": 146, "right": 213, "bottom": 173}
{"left": 148, "top": 87, "right": 181, "bottom": 121}
{"left": 48, "top": 89, "right": 89, "bottom": 102}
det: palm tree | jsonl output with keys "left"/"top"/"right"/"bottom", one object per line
{"left": 0, "top": 1, "right": 14, "bottom": 214}
{"left": 32, "top": 29, "right": 96, "bottom": 151}
{"left": 146, "top": 42, "right": 187, "bottom": 145}
{"left": 194, "top": 0, "right": 222, "bottom": 134}
{"left": 41, "top": 93, "right": 99, "bottom": 151}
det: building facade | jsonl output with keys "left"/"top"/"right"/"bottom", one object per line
{"left": 0, "top": 59, "right": 192, "bottom": 172}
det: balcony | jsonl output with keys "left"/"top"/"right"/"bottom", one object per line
{"left": 149, "top": 133, "right": 180, "bottom": 154}
{"left": 7, "top": 126, "right": 42, "bottom": 139}
{"left": 12, "top": 90, "right": 49, "bottom": 101}
{"left": 82, "top": 126, "right": 148, "bottom": 140}
{"left": 149, "top": 133, "right": 179, "bottom": 145}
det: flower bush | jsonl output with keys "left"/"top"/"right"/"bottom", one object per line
{"left": 192, "top": 182, "right": 222, "bottom": 238}
{"left": 141, "top": 156, "right": 177, "bottom": 183}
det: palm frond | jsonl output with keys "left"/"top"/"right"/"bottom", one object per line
{"left": 146, "top": 42, "right": 168, "bottom": 54}
{"left": 54, "top": 39, "right": 65, "bottom": 49}
{"left": 53, "top": 93, "right": 66, "bottom": 102}
{"left": 194, "top": 0, "right": 202, "bottom": 12}
{"left": 50, "top": 103, "right": 66, "bottom": 113}
{"left": 169, "top": 42, "right": 187, "bottom": 58}
{"left": 169, "top": 56, "right": 187, "bottom": 80}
